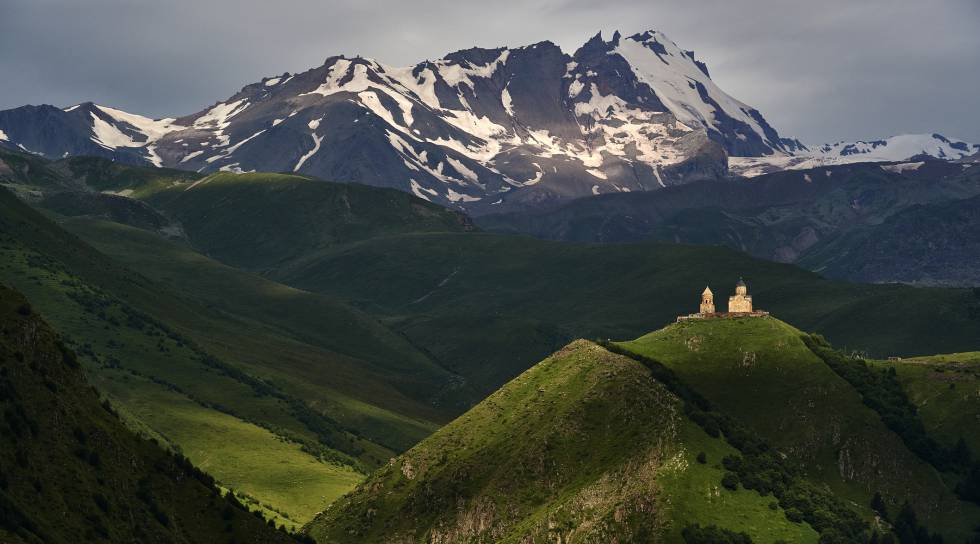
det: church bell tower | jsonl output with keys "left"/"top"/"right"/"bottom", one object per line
{"left": 699, "top": 286, "right": 715, "bottom": 315}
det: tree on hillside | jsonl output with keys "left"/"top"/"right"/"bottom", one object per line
{"left": 871, "top": 491, "right": 889, "bottom": 521}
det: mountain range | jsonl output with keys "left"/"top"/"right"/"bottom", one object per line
{"left": 2, "top": 29, "right": 974, "bottom": 215}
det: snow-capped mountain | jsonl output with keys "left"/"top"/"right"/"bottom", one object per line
{"left": 729, "top": 133, "right": 980, "bottom": 177}
{"left": 0, "top": 30, "right": 799, "bottom": 213}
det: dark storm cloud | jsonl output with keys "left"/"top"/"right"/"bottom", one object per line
{"left": 1, "top": 0, "right": 978, "bottom": 143}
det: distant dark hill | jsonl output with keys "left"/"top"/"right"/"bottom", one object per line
{"left": 0, "top": 283, "right": 297, "bottom": 544}
{"left": 143, "top": 172, "right": 474, "bottom": 272}
{"left": 39, "top": 191, "right": 177, "bottom": 233}
{"left": 799, "top": 193, "right": 980, "bottom": 286}
{"left": 478, "top": 161, "right": 980, "bottom": 285}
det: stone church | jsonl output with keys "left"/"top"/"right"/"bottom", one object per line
{"left": 679, "top": 278, "right": 768, "bottom": 321}
{"left": 728, "top": 278, "right": 752, "bottom": 313}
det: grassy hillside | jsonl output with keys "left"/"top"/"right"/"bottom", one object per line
{"left": 617, "top": 316, "right": 980, "bottom": 539}
{"left": 308, "top": 340, "right": 818, "bottom": 543}
{"left": 872, "top": 352, "right": 980, "bottom": 455}
{"left": 59, "top": 217, "right": 469, "bottom": 430}
{"left": 0, "top": 186, "right": 468, "bottom": 524}
{"left": 59, "top": 155, "right": 203, "bottom": 198}
{"left": 0, "top": 283, "right": 299, "bottom": 543}
{"left": 143, "top": 171, "right": 474, "bottom": 272}
{"left": 0, "top": 149, "right": 201, "bottom": 203}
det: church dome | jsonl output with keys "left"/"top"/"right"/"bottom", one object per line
{"left": 702, "top": 286, "right": 713, "bottom": 295}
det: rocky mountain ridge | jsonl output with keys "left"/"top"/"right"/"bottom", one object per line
{"left": 730, "top": 133, "right": 979, "bottom": 177}
{"left": 0, "top": 30, "right": 796, "bottom": 213}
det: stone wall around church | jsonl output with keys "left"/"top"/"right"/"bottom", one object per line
{"left": 676, "top": 311, "right": 769, "bottom": 322}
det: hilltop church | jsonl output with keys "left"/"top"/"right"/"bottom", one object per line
{"left": 679, "top": 278, "right": 769, "bottom": 321}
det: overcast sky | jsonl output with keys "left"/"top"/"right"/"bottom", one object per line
{"left": 2, "top": 0, "right": 978, "bottom": 143}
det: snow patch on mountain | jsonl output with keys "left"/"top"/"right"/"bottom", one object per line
{"left": 409, "top": 178, "right": 437, "bottom": 201}
{"left": 90, "top": 112, "right": 140, "bottom": 149}
{"left": 438, "top": 50, "right": 510, "bottom": 89}
{"left": 181, "top": 150, "right": 204, "bottom": 163}
{"left": 447, "top": 156, "right": 479, "bottom": 184}
{"left": 501, "top": 86, "right": 515, "bottom": 116}
{"left": 193, "top": 99, "right": 249, "bottom": 148}
{"left": 194, "top": 99, "right": 249, "bottom": 132}
{"left": 96, "top": 105, "right": 183, "bottom": 141}
{"left": 881, "top": 161, "right": 924, "bottom": 173}
{"left": 294, "top": 118, "right": 325, "bottom": 172}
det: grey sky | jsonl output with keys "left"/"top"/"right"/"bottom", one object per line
{"left": 2, "top": 0, "right": 978, "bottom": 143}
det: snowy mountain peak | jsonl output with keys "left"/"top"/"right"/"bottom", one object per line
{"left": 730, "top": 133, "right": 980, "bottom": 177}
{"left": 816, "top": 133, "right": 978, "bottom": 161}
{"left": 0, "top": 31, "right": 802, "bottom": 212}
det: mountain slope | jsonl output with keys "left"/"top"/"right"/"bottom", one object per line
{"left": 0, "top": 184, "right": 470, "bottom": 524}
{"left": 307, "top": 339, "right": 818, "bottom": 543}
{"left": 616, "top": 317, "right": 979, "bottom": 537}
{"left": 872, "top": 351, "right": 980, "bottom": 456}
{"left": 0, "top": 283, "right": 299, "bottom": 543}
{"left": 797, "top": 192, "right": 980, "bottom": 285}
{"left": 0, "top": 30, "right": 796, "bottom": 213}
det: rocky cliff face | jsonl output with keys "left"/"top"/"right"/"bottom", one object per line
{"left": 0, "top": 31, "right": 795, "bottom": 214}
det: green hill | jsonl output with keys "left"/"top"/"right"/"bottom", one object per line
{"left": 0, "top": 283, "right": 298, "bottom": 543}
{"left": 307, "top": 339, "right": 818, "bottom": 543}
{"left": 309, "top": 317, "right": 980, "bottom": 542}
{"left": 617, "top": 316, "right": 980, "bottom": 538}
